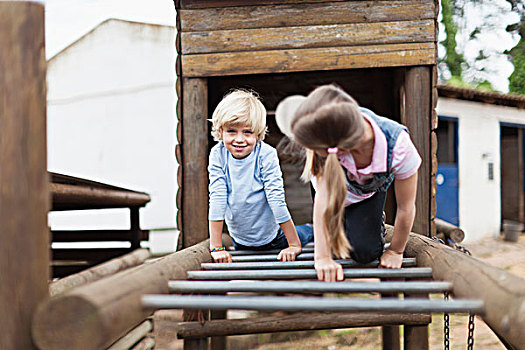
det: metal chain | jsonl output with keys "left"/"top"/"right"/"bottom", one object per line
{"left": 467, "top": 314, "right": 475, "bottom": 350}
{"left": 444, "top": 292, "right": 450, "bottom": 350}
{"left": 434, "top": 230, "right": 475, "bottom": 349}
{"left": 453, "top": 242, "right": 472, "bottom": 256}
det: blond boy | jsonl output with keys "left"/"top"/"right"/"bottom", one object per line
{"left": 208, "top": 90, "right": 313, "bottom": 262}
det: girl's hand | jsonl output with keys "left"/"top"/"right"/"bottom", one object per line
{"left": 314, "top": 257, "right": 344, "bottom": 281}
{"left": 211, "top": 250, "right": 232, "bottom": 263}
{"left": 379, "top": 249, "right": 403, "bottom": 268}
{"left": 277, "top": 246, "right": 302, "bottom": 261}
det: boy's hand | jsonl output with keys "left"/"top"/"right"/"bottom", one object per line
{"left": 211, "top": 250, "right": 232, "bottom": 263}
{"left": 277, "top": 246, "right": 302, "bottom": 261}
{"left": 379, "top": 249, "right": 403, "bottom": 268}
{"left": 314, "top": 257, "right": 344, "bottom": 281}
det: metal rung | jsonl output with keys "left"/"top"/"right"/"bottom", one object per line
{"left": 228, "top": 242, "right": 388, "bottom": 255}
{"left": 169, "top": 280, "right": 452, "bottom": 294}
{"left": 232, "top": 253, "right": 315, "bottom": 262}
{"left": 202, "top": 258, "right": 417, "bottom": 270}
{"left": 228, "top": 247, "right": 314, "bottom": 256}
{"left": 187, "top": 267, "right": 433, "bottom": 280}
{"left": 142, "top": 294, "right": 484, "bottom": 315}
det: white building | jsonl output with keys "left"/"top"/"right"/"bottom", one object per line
{"left": 436, "top": 85, "right": 525, "bottom": 242}
{"left": 47, "top": 19, "right": 178, "bottom": 251}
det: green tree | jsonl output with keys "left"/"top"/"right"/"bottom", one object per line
{"left": 440, "top": 0, "right": 466, "bottom": 78}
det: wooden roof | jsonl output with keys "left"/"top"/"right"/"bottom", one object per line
{"left": 438, "top": 84, "right": 525, "bottom": 110}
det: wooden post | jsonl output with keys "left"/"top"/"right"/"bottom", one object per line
{"left": 130, "top": 206, "right": 141, "bottom": 249}
{"left": 403, "top": 282, "right": 430, "bottom": 350}
{"left": 434, "top": 218, "right": 465, "bottom": 243}
{"left": 402, "top": 66, "right": 431, "bottom": 236}
{"left": 381, "top": 278, "right": 400, "bottom": 350}
{"left": 210, "top": 307, "right": 227, "bottom": 350}
{"left": 181, "top": 78, "right": 209, "bottom": 248}
{"left": 0, "top": 2, "right": 48, "bottom": 349}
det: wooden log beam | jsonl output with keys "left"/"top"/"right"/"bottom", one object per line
{"left": 32, "top": 235, "right": 231, "bottom": 350}
{"left": 0, "top": 2, "right": 48, "bottom": 349}
{"left": 434, "top": 218, "right": 465, "bottom": 243}
{"left": 176, "top": 312, "right": 432, "bottom": 338}
{"left": 50, "top": 248, "right": 151, "bottom": 296}
{"left": 384, "top": 225, "right": 525, "bottom": 349}
{"left": 51, "top": 182, "right": 150, "bottom": 210}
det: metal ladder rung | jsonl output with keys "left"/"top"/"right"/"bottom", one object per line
{"left": 142, "top": 294, "right": 485, "bottom": 315}
{"left": 187, "top": 267, "right": 433, "bottom": 280}
{"left": 169, "top": 280, "right": 452, "bottom": 294}
{"left": 232, "top": 252, "right": 315, "bottom": 262}
{"left": 228, "top": 247, "right": 314, "bottom": 256}
{"left": 202, "top": 258, "right": 417, "bottom": 270}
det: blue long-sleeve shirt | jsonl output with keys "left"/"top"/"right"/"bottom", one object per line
{"left": 208, "top": 141, "right": 292, "bottom": 246}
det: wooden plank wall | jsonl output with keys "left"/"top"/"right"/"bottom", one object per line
{"left": 177, "top": 0, "right": 436, "bottom": 77}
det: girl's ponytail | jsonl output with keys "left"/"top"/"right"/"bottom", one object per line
{"left": 323, "top": 153, "right": 352, "bottom": 258}
{"left": 291, "top": 84, "right": 364, "bottom": 259}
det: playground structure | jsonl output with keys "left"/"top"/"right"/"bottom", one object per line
{"left": 2, "top": 1, "right": 525, "bottom": 350}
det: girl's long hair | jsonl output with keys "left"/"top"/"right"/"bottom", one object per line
{"left": 291, "top": 85, "right": 366, "bottom": 258}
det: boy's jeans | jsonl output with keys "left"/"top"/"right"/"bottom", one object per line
{"left": 232, "top": 224, "right": 314, "bottom": 251}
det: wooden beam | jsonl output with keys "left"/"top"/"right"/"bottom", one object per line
{"left": 402, "top": 66, "right": 432, "bottom": 236}
{"left": 33, "top": 235, "right": 231, "bottom": 350}
{"left": 51, "top": 183, "right": 150, "bottom": 211}
{"left": 182, "top": 43, "right": 436, "bottom": 77}
{"left": 434, "top": 218, "right": 465, "bottom": 243}
{"left": 181, "top": 20, "right": 435, "bottom": 54}
{"left": 50, "top": 249, "right": 151, "bottom": 296}
{"left": 181, "top": 78, "right": 209, "bottom": 248}
{"left": 384, "top": 225, "right": 525, "bottom": 349}
{"left": 0, "top": 2, "right": 48, "bottom": 349}
{"left": 176, "top": 312, "right": 431, "bottom": 338}
{"left": 179, "top": 1, "right": 435, "bottom": 31}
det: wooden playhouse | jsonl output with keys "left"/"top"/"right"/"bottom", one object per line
{"left": 173, "top": 0, "right": 440, "bottom": 247}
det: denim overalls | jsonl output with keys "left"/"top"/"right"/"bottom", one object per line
{"left": 343, "top": 108, "right": 408, "bottom": 263}
{"left": 345, "top": 107, "right": 408, "bottom": 196}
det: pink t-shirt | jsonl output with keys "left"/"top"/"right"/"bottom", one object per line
{"left": 312, "top": 113, "right": 421, "bottom": 205}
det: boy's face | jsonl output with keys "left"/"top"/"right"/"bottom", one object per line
{"left": 221, "top": 124, "right": 257, "bottom": 159}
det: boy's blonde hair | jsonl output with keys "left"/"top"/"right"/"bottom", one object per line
{"left": 210, "top": 89, "right": 267, "bottom": 141}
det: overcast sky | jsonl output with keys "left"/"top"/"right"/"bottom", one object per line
{"left": 44, "top": 0, "right": 176, "bottom": 58}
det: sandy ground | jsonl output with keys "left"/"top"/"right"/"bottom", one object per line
{"left": 154, "top": 233, "right": 525, "bottom": 349}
